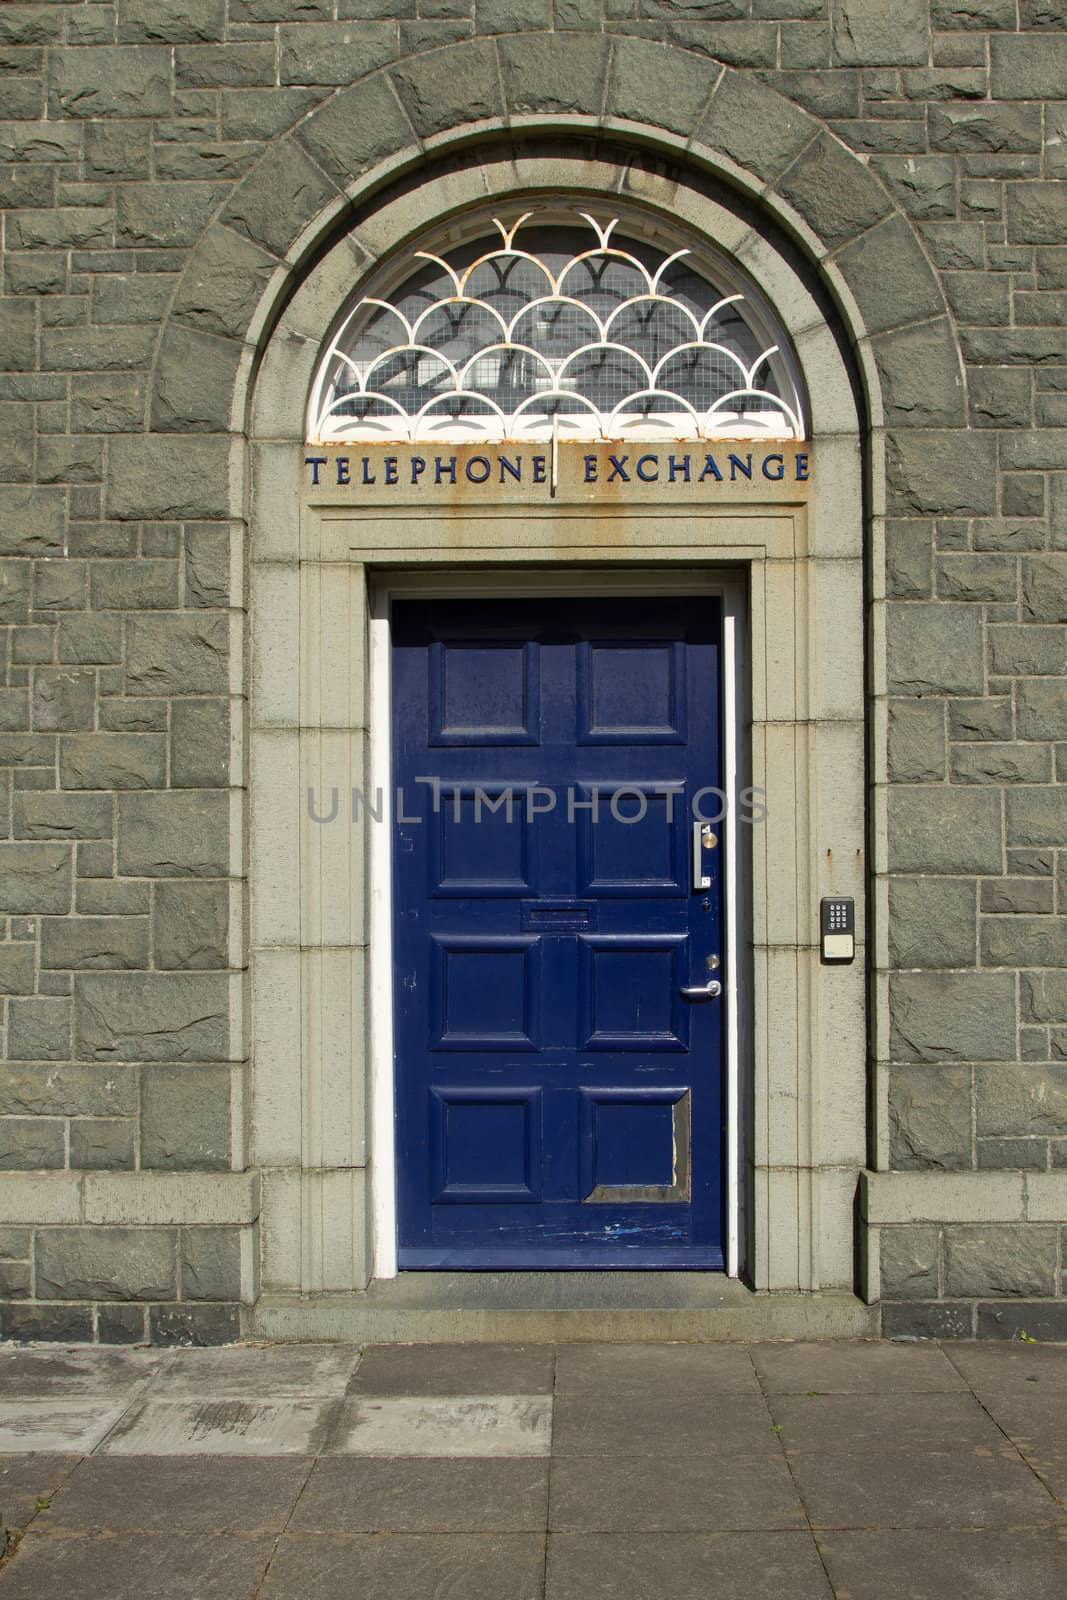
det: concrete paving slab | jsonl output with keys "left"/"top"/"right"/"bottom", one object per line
{"left": 971, "top": 1387, "right": 1067, "bottom": 1453}
{"left": 42, "top": 1455, "right": 311, "bottom": 1532}
{"left": 1017, "top": 1446, "right": 1067, "bottom": 1503}
{"left": 0, "top": 1529, "right": 274, "bottom": 1600}
{"left": 98, "top": 1397, "right": 337, "bottom": 1456}
{"left": 768, "top": 1390, "right": 1010, "bottom": 1456}
{"left": 0, "top": 1347, "right": 166, "bottom": 1398}
{"left": 289, "top": 1455, "right": 549, "bottom": 1532}
{"left": 945, "top": 1341, "right": 1067, "bottom": 1391}
{"left": 0, "top": 1400, "right": 131, "bottom": 1455}
{"left": 549, "top": 1451, "right": 806, "bottom": 1532}
{"left": 789, "top": 1447, "right": 1064, "bottom": 1529}
{"left": 551, "top": 1391, "right": 778, "bottom": 1457}
{"left": 553, "top": 1342, "right": 759, "bottom": 1395}
{"left": 816, "top": 1528, "right": 1067, "bottom": 1600}
{"left": 752, "top": 1340, "right": 968, "bottom": 1394}
{"left": 326, "top": 1395, "right": 552, "bottom": 1457}
{"left": 259, "top": 1531, "right": 546, "bottom": 1600}
{"left": 0, "top": 1335, "right": 1065, "bottom": 1600}
{"left": 348, "top": 1342, "right": 554, "bottom": 1396}
{"left": 0, "top": 1453, "right": 80, "bottom": 1531}
{"left": 546, "top": 1531, "right": 833, "bottom": 1600}
{"left": 153, "top": 1344, "right": 359, "bottom": 1400}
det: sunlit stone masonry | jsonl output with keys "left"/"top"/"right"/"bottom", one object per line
{"left": 2, "top": 1, "right": 1067, "bottom": 1345}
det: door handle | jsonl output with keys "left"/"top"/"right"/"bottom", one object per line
{"left": 680, "top": 979, "right": 722, "bottom": 1001}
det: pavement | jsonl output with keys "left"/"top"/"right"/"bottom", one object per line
{"left": 0, "top": 1339, "right": 1065, "bottom": 1598}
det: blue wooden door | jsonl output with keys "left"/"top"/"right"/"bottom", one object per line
{"left": 392, "top": 597, "right": 724, "bottom": 1268}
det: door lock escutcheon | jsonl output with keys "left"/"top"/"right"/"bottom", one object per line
{"left": 692, "top": 821, "right": 716, "bottom": 891}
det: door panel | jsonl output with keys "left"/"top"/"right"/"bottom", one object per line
{"left": 392, "top": 596, "right": 725, "bottom": 1268}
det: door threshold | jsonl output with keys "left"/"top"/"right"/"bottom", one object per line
{"left": 398, "top": 1249, "right": 725, "bottom": 1269}
{"left": 248, "top": 1275, "right": 875, "bottom": 1344}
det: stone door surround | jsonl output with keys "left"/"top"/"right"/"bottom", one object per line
{"left": 245, "top": 150, "right": 867, "bottom": 1301}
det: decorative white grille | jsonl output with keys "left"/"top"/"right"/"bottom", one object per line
{"left": 308, "top": 213, "right": 806, "bottom": 444}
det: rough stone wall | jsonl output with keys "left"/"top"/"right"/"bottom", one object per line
{"left": 0, "top": 0, "right": 1066, "bottom": 1340}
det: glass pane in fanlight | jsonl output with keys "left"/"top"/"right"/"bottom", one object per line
{"left": 559, "top": 253, "right": 649, "bottom": 319}
{"left": 341, "top": 302, "right": 411, "bottom": 364}
{"left": 654, "top": 256, "right": 718, "bottom": 314}
{"left": 464, "top": 347, "right": 549, "bottom": 406}
{"left": 606, "top": 300, "right": 697, "bottom": 368}
{"left": 324, "top": 390, "right": 391, "bottom": 418}
{"left": 418, "top": 394, "right": 504, "bottom": 437}
{"left": 557, "top": 347, "right": 649, "bottom": 410}
{"left": 463, "top": 254, "right": 555, "bottom": 319}
{"left": 509, "top": 300, "right": 602, "bottom": 360}
{"left": 699, "top": 302, "right": 766, "bottom": 371}
{"left": 656, "top": 346, "right": 753, "bottom": 410}
{"left": 415, "top": 302, "right": 505, "bottom": 364}
{"left": 361, "top": 349, "right": 453, "bottom": 413}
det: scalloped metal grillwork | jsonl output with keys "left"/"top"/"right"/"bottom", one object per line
{"left": 308, "top": 214, "right": 806, "bottom": 444}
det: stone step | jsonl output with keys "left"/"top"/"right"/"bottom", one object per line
{"left": 249, "top": 1275, "right": 876, "bottom": 1344}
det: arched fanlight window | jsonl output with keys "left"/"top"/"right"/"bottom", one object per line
{"left": 307, "top": 210, "right": 806, "bottom": 445}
